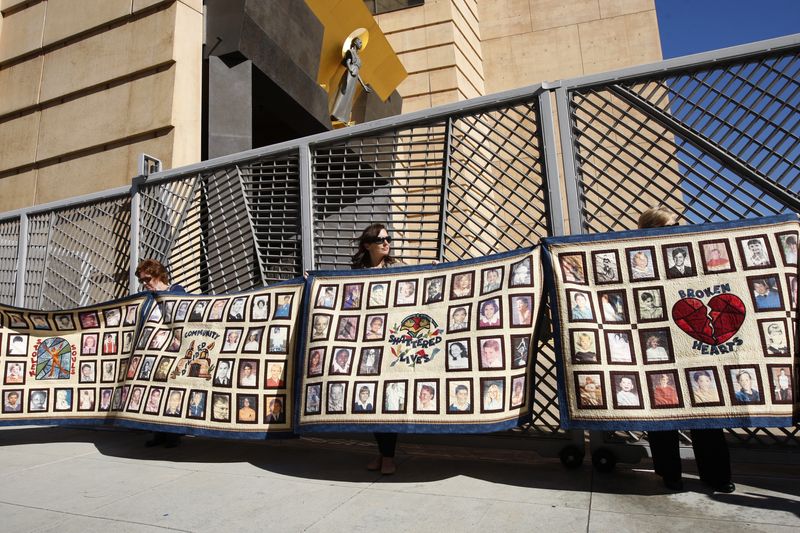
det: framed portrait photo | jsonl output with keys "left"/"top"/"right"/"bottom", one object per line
{"left": 315, "top": 285, "right": 339, "bottom": 310}
{"left": 341, "top": 283, "right": 363, "bottom": 311}
{"left": 143, "top": 387, "right": 165, "bottom": 415}
{"left": 352, "top": 382, "right": 378, "bottom": 414}
{"left": 357, "top": 347, "right": 383, "bottom": 376}
{"left": 574, "top": 372, "right": 606, "bottom": 409}
{"left": 445, "top": 339, "right": 471, "bottom": 372}
{"left": 559, "top": 253, "right": 587, "bottom": 285}
{"left": 422, "top": 276, "right": 445, "bottom": 304}
{"left": 446, "top": 378, "right": 473, "bottom": 414}
{"left": 767, "top": 364, "right": 793, "bottom": 404}
{"left": 250, "top": 295, "right": 270, "bottom": 321}
{"left": 447, "top": 303, "right": 471, "bottom": 334}
{"left": 4, "top": 361, "right": 25, "bottom": 385}
{"left": 736, "top": 234, "right": 775, "bottom": 270}
{"left": 29, "top": 313, "right": 50, "bottom": 330}
{"left": 598, "top": 290, "right": 629, "bottom": 324}
{"left": 610, "top": 372, "right": 643, "bottom": 409}
{"left": 304, "top": 384, "right": 322, "bottom": 415}
{"left": 646, "top": 370, "right": 683, "bottom": 409}
{"left": 366, "top": 281, "right": 390, "bottom": 309}
{"left": 592, "top": 250, "right": 621, "bottom": 285}
{"left": 685, "top": 367, "right": 724, "bottom": 407}
{"left": 273, "top": 293, "right": 294, "bottom": 319}
{"left": 758, "top": 318, "right": 790, "bottom": 356}
{"left": 480, "top": 266, "right": 505, "bottom": 294}
{"left": 699, "top": 239, "right": 735, "bottom": 274}
{"left": 570, "top": 329, "right": 599, "bottom": 364}
{"left": 306, "top": 347, "right": 326, "bottom": 377}
{"left": 210, "top": 392, "right": 232, "bottom": 422}
{"left": 776, "top": 231, "right": 798, "bottom": 266}
{"left": 726, "top": 365, "right": 765, "bottom": 406}
{"left": 625, "top": 246, "right": 658, "bottom": 282}
{"left": 414, "top": 379, "right": 439, "bottom": 414}
{"left": 450, "top": 271, "right": 474, "bottom": 300}
{"left": 394, "top": 279, "right": 418, "bottom": 307}
{"left": 479, "top": 377, "right": 504, "bottom": 413}
{"left": 661, "top": 243, "right": 696, "bottom": 279}
{"left": 633, "top": 287, "right": 666, "bottom": 323}
{"left": 509, "top": 256, "right": 533, "bottom": 288}
{"left": 638, "top": 328, "right": 674, "bottom": 365}
{"left": 382, "top": 380, "right": 407, "bottom": 414}
{"left": 747, "top": 275, "right": 784, "bottom": 312}
{"left": 54, "top": 313, "right": 76, "bottom": 331}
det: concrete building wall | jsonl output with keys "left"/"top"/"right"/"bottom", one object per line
{"left": 376, "top": 0, "right": 662, "bottom": 109}
{"left": 0, "top": 0, "right": 202, "bottom": 211}
{"left": 376, "top": 0, "right": 486, "bottom": 113}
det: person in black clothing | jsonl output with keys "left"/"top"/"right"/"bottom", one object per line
{"left": 638, "top": 208, "right": 734, "bottom": 493}
{"left": 351, "top": 224, "right": 401, "bottom": 475}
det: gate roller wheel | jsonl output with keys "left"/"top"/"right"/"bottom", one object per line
{"left": 592, "top": 448, "right": 616, "bottom": 473}
{"left": 559, "top": 445, "right": 585, "bottom": 469}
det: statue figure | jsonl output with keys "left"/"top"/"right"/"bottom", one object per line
{"left": 331, "top": 31, "right": 372, "bottom": 124}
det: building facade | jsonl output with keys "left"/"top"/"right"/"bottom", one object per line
{"left": 0, "top": 0, "right": 662, "bottom": 212}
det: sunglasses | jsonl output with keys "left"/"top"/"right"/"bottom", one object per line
{"left": 138, "top": 276, "right": 152, "bottom": 284}
{"left": 368, "top": 236, "right": 392, "bottom": 244}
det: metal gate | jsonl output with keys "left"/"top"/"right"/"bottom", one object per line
{"left": 0, "top": 34, "right": 797, "bottom": 445}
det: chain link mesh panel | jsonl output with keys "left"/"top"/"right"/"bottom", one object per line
{"left": 23, "top": 198, "right": 131, "bottom": 309}
{"left": 565, "top": 46, "right": 800, "bottom": 445}
{"left": 0, "top": 218, "right": 20, "bottom": 304}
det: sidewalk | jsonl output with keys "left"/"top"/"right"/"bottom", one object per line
{"left": 0, "top": 426, "right": 798, "bottom": 532}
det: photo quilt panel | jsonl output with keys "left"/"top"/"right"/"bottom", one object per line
{"left": 543, "top": 214, "right": 799, "bottom": 431}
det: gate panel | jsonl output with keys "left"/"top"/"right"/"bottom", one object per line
{"left": 0, "top": 219, "right": 20, "bottom": 305}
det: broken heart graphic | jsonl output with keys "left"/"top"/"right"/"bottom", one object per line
{"left": 671, "top": 294, "right": 746, "bottom": 345}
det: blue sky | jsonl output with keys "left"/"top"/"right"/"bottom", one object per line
{"left": 656, "top": 0, "right": 800, "bottom": 58}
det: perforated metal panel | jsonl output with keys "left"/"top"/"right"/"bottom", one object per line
{"left": 565, "top": 47, "right": 800, "bottom": 234}
{"left": 312, "top": 122, "right": 448, "bottom": 269}
{"left": 443, "top": 100, "right": 549, "bottom": 258}
{"left": 239, "top": 153, "right": 303, "bottom": 282}
{"left": 0, "top": 218, "right": 20, "bottom": 304}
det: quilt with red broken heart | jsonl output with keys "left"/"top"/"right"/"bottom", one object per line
{"left": 542, "top": 214, "right": 798, "bottom": 431}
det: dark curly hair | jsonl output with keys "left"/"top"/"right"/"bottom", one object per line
{"left": 351, "top": 223, "right": 398, "bottom": 269}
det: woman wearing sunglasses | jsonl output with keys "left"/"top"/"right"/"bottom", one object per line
{"left": 351, "top": 224, "right": 401, "bottom": 474}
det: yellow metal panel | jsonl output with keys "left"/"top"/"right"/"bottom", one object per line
{"left": 305, "top": 0, "right": 407, "bottom": 102}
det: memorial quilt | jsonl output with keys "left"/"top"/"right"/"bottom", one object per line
{"left": 296, "top": 247, "right": 544, "bottom": 433}
{"left": 543, "top": 214, "right": 799, "bottom": 430}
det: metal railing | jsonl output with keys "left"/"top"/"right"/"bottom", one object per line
{"left": 0, "top": 33, "right": 798, "bottom": 444}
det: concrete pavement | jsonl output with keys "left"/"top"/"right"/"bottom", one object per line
{"left": 0, "top": 426, "right": 798, "bottom": 532}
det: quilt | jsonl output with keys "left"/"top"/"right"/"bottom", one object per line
{"left": 296, "top": 247, "right": 543, "bottom": 433}
{"left": 543, "top": 214, "right": 798, "bottom": 430}
{"left": 0, "top": 280, "right": 304, "bottom": 439}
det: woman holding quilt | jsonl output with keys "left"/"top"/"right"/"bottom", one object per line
{"left": 638, "top": 208, "right": 735, "bottom": 494}
{"left": 352, "top": 224, "right": 402, "bottom": 475}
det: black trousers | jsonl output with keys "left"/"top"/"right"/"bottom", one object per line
{"left": 649, "top": 429, "right": 731, "bottom": 485}
{"left": 374, "top": 432, "right": 397, "bottom": 457}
